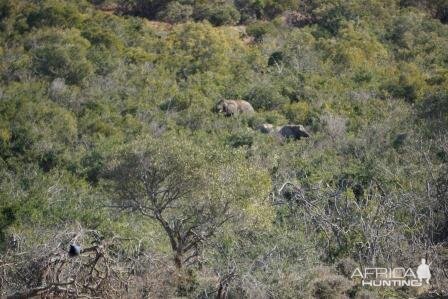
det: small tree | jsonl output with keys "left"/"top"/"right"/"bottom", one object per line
{"left": 105, "top": 135, "right": 271, "bottom": 269}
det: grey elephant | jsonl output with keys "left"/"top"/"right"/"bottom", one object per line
{"left": 215, "top": 100, "right": 255, "bottom": 116}
{"left": 257, "top": 124, "right": 310, "bottom": 140}
{"left": 278, "top": 125, "right": 310, "bottom": 139}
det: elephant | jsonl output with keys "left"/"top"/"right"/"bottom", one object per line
{"left": 215, "top": 100, "right": 255, "bottom": 116}
{"left": 256, "top": 123, "right": 275, "bottom": 134}
{"left": 277, "top": 124, "right": 310, "bottom": 140}
{"left": 257, "top": 124, "right": 310, "bottom": 140}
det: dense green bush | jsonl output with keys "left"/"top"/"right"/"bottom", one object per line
{"left": 157, "top": 1, "right": 193, "bottom": 23}
{"left": 26, "top": 28, "right": 93, "bottom": 84}
{"left": 235, "top": 0, "right": 299, "bottom": 21}
{"left": 401, "top": 0, "right": 448, "bottom": 23}
{"left": 244, "top": 83, "right": 289, "bottom": 110}
{"left": 159, "top": 94, "right": 191, "bottom": 111}
{"left": 124, "top": 0, "right": 167, "bottom": 18}
{"left": 226, "top": 132, "right": 254, "bottom": 148}
{"left": 26, "top": 0, "right": 82, "bottom": 29}
{"left": 246, "top": 20, "right": 275, "bottom": 42}
{"left": 193, "top": 2, "right": 240, "bottom": 26}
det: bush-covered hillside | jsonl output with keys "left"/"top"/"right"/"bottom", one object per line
{"left": 1, "top": 0, "right": 447, "bottom": 298}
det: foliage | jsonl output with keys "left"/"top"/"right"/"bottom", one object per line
{"left": 104, "top": 135, "right": 272, "bottom": 269}
{"left": 193, "top": 2, "right": 241, "bottom": 26}
{"left": 26, "top": 0, "right": 82, "bottom": 29}
{"left": 244, "top": 82, "right": 289, "bottom": 110}
{"left": 157, "top": 1, "right": 193, "bottom": 24}
{"left": 246, "top": 20, "right": 275, "bottom": 42}
{"left": 1, "top": 0, "right": 448, "bottom": 298}
{"left": 26, "top": 28, "right": 93, "bottom": 84}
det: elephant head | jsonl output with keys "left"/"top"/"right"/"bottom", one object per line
{"left": 215, "top": 100, "right": 226, "bottom": 114}
{"left": 215, "top": 100, "right": 237, "bottom": 116}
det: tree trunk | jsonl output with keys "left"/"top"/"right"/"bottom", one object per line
{"left": 174, "top": 251, "right": 183, "bottom": 269}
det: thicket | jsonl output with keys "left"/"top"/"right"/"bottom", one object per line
{"left": 0, "top": 0, "right": 447, "bottom": 298}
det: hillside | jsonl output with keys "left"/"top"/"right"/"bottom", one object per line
{"left": 1, "top": 0, "right": 448, "bottom": 298}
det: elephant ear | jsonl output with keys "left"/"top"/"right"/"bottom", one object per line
{"left": 299, "top": 125, "right": 310, "bottom": 137}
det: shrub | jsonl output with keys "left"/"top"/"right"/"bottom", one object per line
{"left": 0, "top": 0, "right": 13, "bottom": 21}
{"left": 38, "top": 150, "right": 59, "bottom": 172}
{"left": 124, "top": 47, "right": 154, "bottom": 64}
{"left": 384, "top": 63, "right": 426, "bottom": 103}
{"left": 87, "top": 45, "right": 117, "bottom": 75}
{"left": 157, "top": 2, "right": 193, "bottom": 23}
{"left": 434, "top": 0, "right": 448, "bottom": 23}
{"left": 244, "top": 84, "right": 289, "bottom": 110}
{"left": 164, "top": 22, "right": 245, "bottom": 77}
{"left": 386, "top": 13, "right": 421, "bottom": 49}
{"left": 235, "top": 0, "right": 299, "bottom": 21}
{"left": 126, "top": 0, "right": 167, "bottom": 18}
{"left": 26, "top": 0, "right": 81, "bottom": 29}
{"left": 336, "top": 258, "right": 358, "bottom": 278}
{"left": 326, "top": 23, "right": 388, "bottom": 69}
{"left": 226, "top": 132, "right": 254, "bottom": 148}
{"left": 400, "top": 0, "right": 448, "bottom": 23}
{"left": 26, "top": 28, "right": 93, "bottom": 84}
{"left": 0, "top": 205, "right": 18, "bottom": 251}
{"left": 312, "top": 0, "right": 393, "bottom": 35}
{"left": 81, "top": 21, "right": 124, "bottom": 50}
{"left": 81, "top": 151, "right": 104, "bottom": 184}
{"left": 320, "top": 113, "right": 347, "bottom": 141}
{"left": 419, "top": 90, "right": 448, "bottom": 125}
{"left": 246, "top": 21, "right": 274, "bottom": 42}
{"left": 159, "top": 95, "right": 191, "bottom": 112}
{"left": 308, "top": 267, "right": 353, "bottom": 299}
{"left": 268, "top": 51, "right": 283, "bottom": 67}
{"left": 193, "top": 3, "right": 240, "bottom": 26}
{"left": 282, "top": 102, "right": 311, "bottom": 124}
{"left": 247, "top": 110, "right": 288, "bottom": 129}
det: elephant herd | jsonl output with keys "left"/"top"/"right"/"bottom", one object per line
{"left": 215, "top": 99, "right": 310, "bottom": 140}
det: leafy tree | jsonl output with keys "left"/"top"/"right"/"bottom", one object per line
{"left": 105, "top": 135, "right": 271, "bottom": 269}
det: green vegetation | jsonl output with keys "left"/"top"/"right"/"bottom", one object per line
{"left": 0, "top": 0, "right": 447, "bottom": 298}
